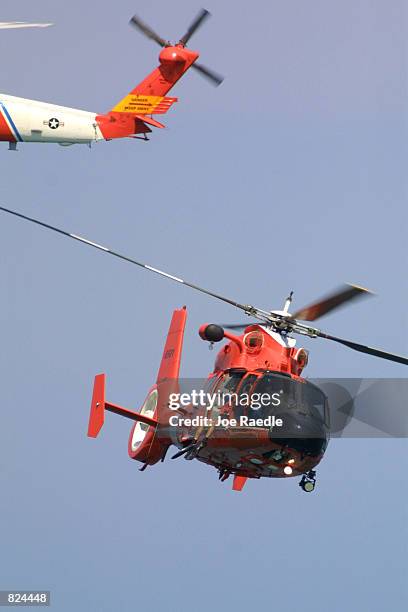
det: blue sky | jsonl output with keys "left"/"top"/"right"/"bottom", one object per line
{"left": 0, "top": 1, "right": 407, "bottom": 611}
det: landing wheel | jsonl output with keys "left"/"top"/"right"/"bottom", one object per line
{"left": 299, "top": 470, "right": 316, "bottom": 493}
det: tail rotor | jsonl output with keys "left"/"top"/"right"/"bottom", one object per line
{"left": 129, "top": 8, "right": 224, "bottom": 86}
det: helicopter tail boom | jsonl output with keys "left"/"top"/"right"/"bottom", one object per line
{"left": 110, "top": 9, "right": 223, "bottom": 116}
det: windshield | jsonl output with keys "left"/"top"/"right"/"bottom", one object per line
{"left": 239, "top": 372, "right": 329, "bottom": 425}
{"left": 302, "top": 380, "right": 329, "bottom": 426}
{"left": 214, "top": 370, "right": 246, "bottom": 395}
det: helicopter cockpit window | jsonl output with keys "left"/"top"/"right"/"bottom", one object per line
{"left": 243, "top": 372, "right": 328, "bottom": 424}
{"left": 301, "top": 381, "right": 329, "bottom": 426}
{"left": 234, "top": 374, "right": 258, "bottom": 418}
{"left": 215, "top": 371, "right": 246, "bottom": 394}
{"left": 204, "top": 375, "right": 220, "bottom": 394}
{"left": 249, "top": 373, "right": 294, "bottom": 419}
{"left": 238, "top": 374, "right": 258, "bottom": 398}
{"left": 212, "top": 370, "right": 246, "bottom": 409}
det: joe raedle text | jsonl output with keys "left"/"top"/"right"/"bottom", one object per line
{"left": 168, "top": 415, "right": 284, "bottom": 428}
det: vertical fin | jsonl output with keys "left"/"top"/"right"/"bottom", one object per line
{"left": 87, "top": 373, "right": 158, "bottom": 439}
{"left": 156, "top": 307, "right": 187, "bottom": 383}
{"left": 88, "top": 373, "right": 106, "bottom": 438}
{"left": 110, "top": 47, "right": 198, "bottom": 114}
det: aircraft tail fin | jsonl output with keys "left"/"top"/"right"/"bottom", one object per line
{"left": 156, "top": 307, "right": 187, "bottom": 384}
{"left": 87, "top": 373, "right": 158, "bottom": 438}
{"left": 110, "top": 46, "right": 199, "bottom": 115}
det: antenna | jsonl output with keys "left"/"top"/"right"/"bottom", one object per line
{"left": 283, "top": 291, "right": 293, "bottom": 314}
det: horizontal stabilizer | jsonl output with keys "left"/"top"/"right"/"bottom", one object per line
{"left": 135, "top": 115, "right": 165, "bottom": 129}
{"left": 87, "top": 373, "right": 158, "bottom": 438}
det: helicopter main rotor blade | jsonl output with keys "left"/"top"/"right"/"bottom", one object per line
{"left": 222, "top": 323, "right": 256, "bottom": 330}
{"left": 317, "top": 331, "right": 408, "bottom": 366}
{"left": 129, "top": 14, "right": 168, "bottom": 47}
{"left": 179, "top": 8, "right": 210, "bottom": 46}
{"left": 0, "top": 206, "right": 256, "bottom": 315}
{"left": 2, "top": 206, "right": 407, "bottom": 367}
{"left": 292, "top": 284, "right": 372, "bottom": 322}
{"left": 0, "top": 22, "right": 53, "bottom": 29}
{"left": 192, "top": 62, "right": 224, "bottom": 86}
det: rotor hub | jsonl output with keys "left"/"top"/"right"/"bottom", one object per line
{"left": 159, "top": 46, "right": 189, "bottom": 65}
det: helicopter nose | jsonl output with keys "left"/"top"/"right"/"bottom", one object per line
{"left": 269, "top": 411, "right": 328, "bottom": 457}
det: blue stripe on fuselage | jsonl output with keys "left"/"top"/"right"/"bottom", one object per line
{"left": 0, "top": 102, "right": 23, "bottom": 142}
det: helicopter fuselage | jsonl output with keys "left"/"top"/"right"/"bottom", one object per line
{"left": 126, "top": 320, "right": 330, "bottom": 486}
{"left": 0, "top": 94, "right": 105, "bottom": 145}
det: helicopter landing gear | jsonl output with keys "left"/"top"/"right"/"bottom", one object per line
{"left": 171, "top": 441, "right": 195, "bottom": 460}
{"left": 299, "top": 470, "right": 316, "bottom": 493}
{"left": 171, "top": 438, "right": 206, "bottom": 460}
{"left": 184, "top": 439, "right": 206, "bottom": 460}
{"left": 218, "top": 468, "right": 230, "bottom": 482}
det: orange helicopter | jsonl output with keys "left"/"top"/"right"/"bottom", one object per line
{"left": 2, "top": 206, "right": 408, "bottom": 493}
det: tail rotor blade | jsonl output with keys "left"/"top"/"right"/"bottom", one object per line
{"left": 179, "top": 8, "right": 210, "bottom": 46}
{"left": 192, "top": 62, "right": 224, "bottom": 86}
{"left": 129, "top": 14, "right": 168, "bottom": 47}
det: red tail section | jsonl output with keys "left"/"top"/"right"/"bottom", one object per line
{"left": 111, "top": 46, "right": 199, "bottom": 115}
{"left": 87, "top": 373, "right": 158, "bottom": 439}
{"left": 127, "top": 307, "right": 187, "bottom": 465}
{"left": 96, "top": 47, "right": 199, "bottom": 140}
{"left": 88, "top": 308, "right": 187, "bottom": 467}
{"left": 88, "top": 373, "right": 106, "bottom": 438}
{"left": 156, "top": 306, "right": 187, "bottom": 383}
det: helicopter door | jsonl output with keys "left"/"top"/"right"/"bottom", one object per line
{"left": 234, "top": 374, "right": 258, "bottom": 419}
{"left": 208, "top": 370, "right": 246, "bottom": 423}
{"left": 176, "top": 375, "right": 220, "bottom": 445}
